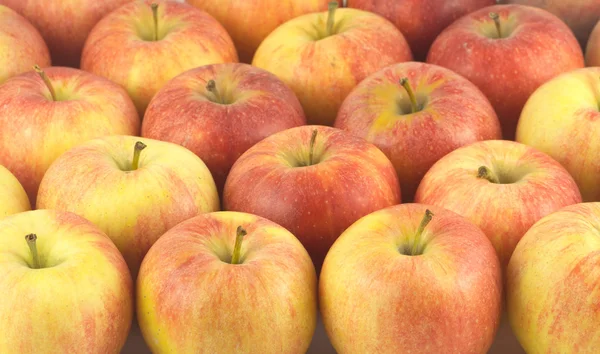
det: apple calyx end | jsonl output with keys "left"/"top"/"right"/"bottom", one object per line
{"left": 230, "top": 226, "right": 247, "bottom": 265}
{"left": 25, "top": 233, "right": 40, "bottom": 269}
{"left": 32, "top": 64, "right": 56, "bottom": 101}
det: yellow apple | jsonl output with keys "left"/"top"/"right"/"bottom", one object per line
{"left": 0, "top": 165, "right": 30, "bottom": 218}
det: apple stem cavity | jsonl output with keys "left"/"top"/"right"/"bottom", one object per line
{"left": 489, "top": 12, "right": 501, "bottom": 38}
{"left": 477, "top": 166, "right": 499, "bottom": 184}
{"left": 132, "top": 141, "right": 147, "bottom": 171}
{"left": 231, "top": 226, "right": 247, "bottom": 265}
{"left": 206, "top": 80, "right": 224, "bottom": 104}
{"left": 309, "top": 129, "right": 318, "bottom": 166}
{"left": 33, "top": 65, "right": 56, "bottom": 101}
{"left": 326, "top": 1, "right": 339, "bottom": 36}
{"left": 399, "top": 77, "right": 418, "bottom": 114}
{"left": 411, "top": 209, "right": 434, "bottom": 256}
{"left": 151, "top": 3, "right": 159, "bottom": 41}
{"left": 25, "top": 234, "right": 40, "bottom": 269}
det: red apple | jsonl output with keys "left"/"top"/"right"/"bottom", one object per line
{"left": 0, "top": 66, "right": 140, "bottom": 207}
{"left": 320, "top": 203, "right": 502, "bottom": 353}
{"left": 142, "top": 63, "right": 306, "bottom": 195}
{"left": 252, "top": 2, "right": 412, "bottom": 126}
{"left": 414, "top": 140, "right": 582, "bottom": 271}
{"left": 223, "top": 125, "right": 401, "bottom": 270}
{"left": 586, "top": 20, "right": 600, "bottom": 66}
{"left": 335, "top": 61, "right": 502, "bottom": 201}
{"left": 427, "top": 4, "right": 584, "bottom": 140}
{"left": 137, "top": 211, "right": 317, "bottom": 353}
{"left": 81, "top": 0, "right": 238, "bottom": 115}
{"left": 0, "top": 0, "right": 133, "bottom": 67}
{"left": 345, "top": 0, "right": 495, "bottom": 60}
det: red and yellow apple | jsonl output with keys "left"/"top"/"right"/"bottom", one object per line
{"left": 335, "top": 61, "right": 502, "bottom": 201}
{"left": 81, "top": 0, "right": 238, "bottom": 115}
{"left": 319, "top": 203, "right": 502, "bottom": 353}
{"left": 185, "top": 0, "right": 330, "bottom": 63}
{"left": 36, "top": 135, "right": 220, "bottom": 279}
{"left": 586, "top": 20, "right": 600, "bottom": 66}
{"left": 427, "top": 4, "right": 585, "bottom": 140}
{"left": 415, "top": 140, "right": 582, "bottom": 271}
{"left": 516, "top": 67, "right": 600, "bottom": 202}
{"left": 0, "top": 209, "right": 133, "bottom": 353}
{"left": 223, "top": 125, "right": 401, "bottom": 270}
{"left": 0, "top": 165, "right": 30, "bottom": 218}
{"left": 142, "top": 63, "right": 306, "bottom": 194}
{"left": 0, "top": 66, "right": 140, "bottom": 207}
{"left": 137, "top": 211, "right": 317, "bottom": 353}
{"left": 507, "top": 203, "right": 600, "bottom": 352}
{"left": 252, "top": 2, "right": 412, "bottom": 126}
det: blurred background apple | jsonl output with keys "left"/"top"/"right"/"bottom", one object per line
{"left": 0, "top": 165, "right": 30, "bottom": 219}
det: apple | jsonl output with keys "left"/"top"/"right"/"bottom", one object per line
{"left": 334, "top": 61, "right": 502, "bottom": 201}
{"left": 319, "top": 203, "right": 502, "bottom": 353}
{"left": 501, "top": 0, "right": 600, "bottom": 48}
{"left": 427, "top": 4, "right": 585, "bottom": 140}
{"left": 81, "top": 0, "right": 238, "bottom": 116}
{"left": 515, "top": 67, "right": 600, "bottom": 202}
{"left": 0, "top": 66, "right": 140, "bottom": 207}
{"left": 0, "top": 165, "right": 30, "bottom": 218}
{"left": 586, "top": 20, "right": 600, "bottom": 66}
{"left": 36, "top": 135, "right": 220, "bottom": 279}
{"left": 142, "top": 63, "right": 307, "bottom": 195}
{"left": 414, "top": 140, "right": 582, "bottom": 272}
{"left": 0, "top": 5, "right": 50, "bottom": 83}
{"left": 0, "top": 209, "right": 133, "bottom": 353}
{"left": 137, "top": 211, "right": 317, "bottom": 353}
{"left": 507, "top": 203, "right": 600, "bottom": 352}
{"left": 252, "top": 2, "right": 413, "bottom": 126}
{"left": 223, "top": 125, "right": 401, "bottom": 271}
{"left": 0, "top": 0, "right": 132, "bottom": 68}
{"left": 185, "top": 0, "right": 330, "bottom": 63}
{"left": 344, "top": 0, "right": 495, "bottom": 60}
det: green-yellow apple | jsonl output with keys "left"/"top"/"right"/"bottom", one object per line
{"left": 427, "top": 4, "right": 585, "bottom": 140}
{"left": 586, "top": 20, "right": 600, "bottom": 66}
{"left": 185, "top": 0, "right": 330, "bottom": 63}
{"left": 345, "top": 0, "right": 495, "bottom": 60}
{"left": 142, "top": 63, "right": 306, "bottom": 195}
{"left": 252, "top": 2, "right": 413, "bottom": 126}
{"left": 0, "top": 165, "right": 30, "bottom": 218}
{"left": 0, "top": 5, "right": 50, "bottom": 83}
{"left": 507, "top": 203, "right": 600, "bottom": 352}
{"left": 0, "top": 66, "right": 140, "bottom": 207}
{"left": 516, "top": 67, "right": 600, "bottom": 202}
{"left": 0, "top": 209, "right": 133, "bottom": 354}
{"left": 36, "top": 135, "right": 220, "bottom": 279}
{"left": 137, "top": 211, "right": 317, "bottom": 353}
{"left": 223, "top": 125, "right": 401, "bottom": 271}
{"left": 81, "top": 0, "right": 238, "bottom": 116}
{"left": 415, "top": 140, "right": 582, "bottom": 272}
{"left": 335, "top": 61, "right": 502, "bottom": 201}
{"left": 0, "top": 0, "right": 132, "bottom": 67}
{"left": 319, "top": 203, "right": 502, "bottom": 353}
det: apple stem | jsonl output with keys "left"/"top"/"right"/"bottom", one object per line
{"left": 33, "top": 65, "right": 56, "bottom": 101}
{"left": 151, "top": 3, "right": 159, "bottom": 41}
{"left": 489, "top": 12, "right": 501, "bottom": 38}
{"left": 477, "top": 166, "right": 499, "bottom": 184}
{"left": 308, "top": 129, "right": 318, "bottom": 166}
{"left": 25, "top": 234, "right": 40, "bottom": 269}
{"left": 231, "top": 226, "right": 247, "bottom": 265}
{"left": 411, "top": 209, "right": 434, "bottom": 256}
{"left": 399, "top": 77, "right": 418, "bottom": 114}
{"left": 326, "top": 1, "right": 338, "bottom": 36}
{"left": 132, "top": 141, "right": 147, "bottom": 170}
{"left": 206, "top": 80, "right": 224, "bottom": 104}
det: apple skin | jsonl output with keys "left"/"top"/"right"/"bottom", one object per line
{"left": 142, "top": 63, "right": 306, "bottom": 195}
{"left": 0, "top": 5, "right": 50, "bottom": 83}
{"left": 185, "top": 0, "right": 330, "bottom": 63}
{"left": 223, "top": 125, "right": 401, "bottom": 271}
{"left": 0, "top": 165, "right": 30, "bottom": 219}
{"left": 81, "top": 0, "right": 238, "bottom": 116}
{"left": 345, "top": 0, "right": 495, "bottom": 60}
{"left": 586, "top": 20, "right": 600, "bottom": 66}
{"left": 515, "top": 67, "right": 600, "bottom": 202}
{"left": 319, "top": 203, "right": 502, "bottom": 353}
{"left": 427, "top": 4, "right": 585, "bottom": 140}
{"left": 137, "top": 211, "right": 317, "bottom": 353}
{"left": 507, "top": 203, "right": 600, "bottom": 352}
{"left": 0, "top": 209, "right": 133, "bottom": 354}
{"left": 36, "top": 135, "right": 220, "bottom": 279}
{"left": 0, "top": 67, "right": 140, "bottom": 207}
{"left": 414, "top": 140, "right": 582, "bottom": 271}
{"left": 252, "top": 7, "right": 412, "bottom": 126}
{"left": 335, "top": 61, "right": 502, "bottom": 201}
